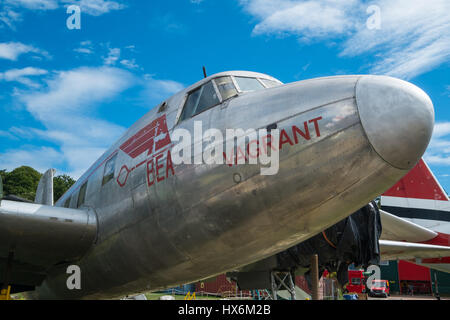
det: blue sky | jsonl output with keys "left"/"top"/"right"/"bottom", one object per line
{"left": 0, "top": 0, "right": 449, "bottom": 190}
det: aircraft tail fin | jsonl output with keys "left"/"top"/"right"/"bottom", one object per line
{"left": 383, "top": 159, "right": 449, "bottom": 202}
{"left": 381, "top": 159, "right": 450, "bottom": 220}
{"left": 35, "top": 169, "right": 55, "bottom": 206}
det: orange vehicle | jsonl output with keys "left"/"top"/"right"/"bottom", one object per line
{"left": 368, "top": 280, "right": 390, "bottom": 298}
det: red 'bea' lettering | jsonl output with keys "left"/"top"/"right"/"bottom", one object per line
{"left": 166, "top": 150, "right": 175, "bottom": 178}
{"left": 147, "top": 150, "right": 176, "bottom": 188}
{"left": 155, "top": 153, "right": 165, "bottom": 183}
{"left": 147, "top": 160, "right": 154, "bottom": 187}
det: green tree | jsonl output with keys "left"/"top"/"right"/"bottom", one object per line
{"left": 0, "top": 169, "right": 6, "bottom": 199}
{"left": 3, "top": 166, "right": 42, "bottom": 201}
{"left": 0, "top": 169, "right": 7, "bottom": 182}
{"left": 54, "top": 174, "right": 76, "bottom": 202}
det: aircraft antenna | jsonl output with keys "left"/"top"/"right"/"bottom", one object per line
{"left": 202, "top": 66, "right": 207, "bottom": 78}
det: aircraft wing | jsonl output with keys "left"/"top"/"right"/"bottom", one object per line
{"left": 0, "top": 199, "right": 97, "bottom": 292}
{"left": 380, "top": 209, "right": 437, "bottom": 243}
{"left": 379, "top": 240, "right": 450, "bottom": 261}
{"left": 379, "top": 210, "right": 450, "bottom": 260}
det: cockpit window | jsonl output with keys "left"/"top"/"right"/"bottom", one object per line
{"left": 259, "top": 78, "right": 281, "bottom": 88}
{"left": 178, "top": 75, "right": 282, "bottom": 123}
{"left": 180, "top": 86, "right": 201, "bottom": 121}
{"left": 234, "top": 76, "right": 265, "bottom": 92}
{"left": 214, "top": 76, "right": 238, "bottom": 101}
{"left": 195, "top": 81, "right": 220, "bottom": 114}
{"left": 179, "top": 80, "right": 220, "bottom": 122}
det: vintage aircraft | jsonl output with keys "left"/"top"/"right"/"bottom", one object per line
{"left": 0, "top": 71, "right": 435, "bottom": 299}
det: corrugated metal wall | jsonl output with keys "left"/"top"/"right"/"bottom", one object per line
{"left": 195, "top": 274, "right": 238, "bottom": 295}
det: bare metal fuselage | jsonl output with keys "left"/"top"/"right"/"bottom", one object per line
{"left": 32, "top": 72, "right": 434, "bottom": 299}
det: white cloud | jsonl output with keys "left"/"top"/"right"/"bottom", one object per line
{"left": 3, "top": 0, "right": 124, "bottom": 14}
{"left": 342, "top": 0, "right": 450, "bottom": 79}
{"left": 143, "top": 75, "right": 185, "bottom": 102}
{"left": 0, "top": 42, "right": 49, "bottom": 61}
{"left": 245, "top": 0, "right": 358, "bottom": 39}
{"left": 0, "top": 67, "right": 48, "bottom": 87}
{"left": 62, "top": 0, "right": 125, "bottom": 16}
{"left": 103, "top": 47, "right": 121, "bottom": 65}
{"left": 1, "top": 63, "right": 184, "bottom": 178}
{"left": 4, "top": 66, "right": 135, "bottom": 178}
{"left": 120, "top": 59, "right": 138, "bottom": 69}
{"left": 0, "top": 6, "right": 22, "bottom": 29}
{"left": 1, "top": 0, "right": 125, "bottom": 29}
{"left": 0, "top": 146, "right": 64, "bottom": 173}
{"left": 0, "top": 130, "right": 18, "bottom": 140}
{"left": 424, "top": 122, "right": 450, "bottom": 167}
{"left": 22, "top": 66, "right": 134, "bottom": 117}
{"left": 240, "top": 0, "right": 450, "bottom": 80}
{"left": 431, "top": 122, "right": 450, "bottom": 139}
{"left": 74, "top": 46, "right": 93, "bottom": 55}
{"left": 76, "top": 42, "right": 140, "bottom": 69}
{"left": 4, "top": 0, "right": 59, "bottom": 10}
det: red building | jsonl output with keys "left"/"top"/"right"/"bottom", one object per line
{"left": 397, "top": 261, "right": 432, "bottom": 294}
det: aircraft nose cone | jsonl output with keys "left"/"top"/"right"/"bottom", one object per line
{"left": 356, "top": 75, "right": 434, "bottom": 170}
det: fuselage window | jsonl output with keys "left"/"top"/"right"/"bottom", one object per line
{"left": 77, "top": 181, "right": 88, "bottom": 208}
{"left": 214, "top": 76, "right": 238, "bottom": 101}
{"left": 234, "top": 76, "right": 265, "bottom": 92}
{"left": 102, "top": 154, "right": 117, "bottom": 186}
{"left": 179, "top": 81, "right": 220, "bottom": 122}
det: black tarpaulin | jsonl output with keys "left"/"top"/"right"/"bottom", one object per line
{"left": 276, "top": 201, "right": 382, "bottom": 286}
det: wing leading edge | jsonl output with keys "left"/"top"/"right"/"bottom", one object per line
{"left": 380, "top": 240, "right": 450, "bottom": 261}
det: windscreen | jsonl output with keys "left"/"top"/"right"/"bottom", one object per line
{"left": 234, "top": 76, "right": 265, "bottom": 92}
{"left": 214, "top": 76, "right": 238, "bottom": 101}
{"left": 260, "top": 78, "right": 282, "bottom": 88}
